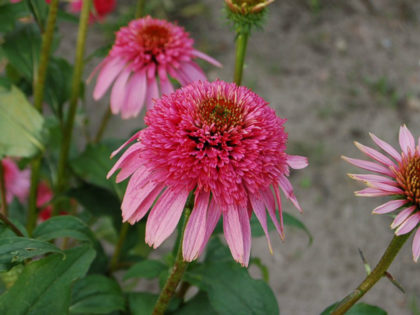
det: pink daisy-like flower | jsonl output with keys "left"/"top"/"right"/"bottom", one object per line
{"left": 1, "top": 158, "right": 30, "bottom": 204}
{"left": 343, "top": 125, "right": 420, "bottom": 262}
{"left": 107, "top": 80, "right": 308, "bottom": 266}
{"left": 91, "top": 16, "right": 222, "bottom": 119}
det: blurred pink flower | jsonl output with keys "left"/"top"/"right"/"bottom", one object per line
{"left": 91, "top": 16, "right": 222, "bottom": 119}
{"left": 37, "top": 181, "right": 54, "bottom": 221}
{"left": 69, "top": 0, "right": 116, "bottom": 22}
{"left": 343, "top": 125, "right": 420, "bottom": 262}
{"left": 1, "top": 158, "right": 30, "bottom": 204}
{"left": 108, "top": 80, "right": 307, "bottom": 266}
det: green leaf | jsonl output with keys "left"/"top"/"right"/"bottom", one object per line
{"left": 70, "top": 275, "right": 125, "bottom": 314}
{"left": 128, "top": 292, "right": 158, "bottom": 315}
{"left": 27, "top": 0, "right": 49, "bottom": 31}
{"left": 321, "top": 302, "right": 387, "bottom": 315}
{"left": 174, "top": 292, "right": 218, "bottom": 315}
{"left": 33, "top": 215, "right": 94, "bottom": 242}
{"left": 185, "top": 262, "right": 279, "bottom": 315}
{"left": 123, "top": 260, "right": 167, "bottom": 280}
{"left": 0, "top": 237, "right": 63, "bottom": 271}
{"left": 0, "top": 245, "right": 96, "bottom": 315}
{"left": 0, "top": 2, "right": 29, "bottom": 33}
{"left": 0, "top": 85, "right": 46, "bottom": 158}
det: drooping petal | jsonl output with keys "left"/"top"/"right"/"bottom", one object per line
{"left": 183, "top": 191, "right": 210, "bottom": 262}
{"left": 110, "top": 67, "right": 131, "bottom": 114}
{"left": 413, "top": 228, "right": 420, "bottom": 262}
{"left": 369, "top": 132, "right": 402, "bottom": 162}
{"left": 277, "top": 175, "right": 303, "bottom": 212}
{"left": 399, "top": 125, "right": 415, "bottom": 156}
{"left": 192, "top": 49, "right": 222, "bottom": 67}
{"left": 121, "top": 70, "right": 147, "bottom": 119}
{"left": 126, "top": 183, "right": 165, "bottom": 224}
{"left": 260, "top": 187, "right": 282, "bottom": 238}
{"left": 110, "top": 130, "right": 142, "bottom": 159}
{"left": 273, "top": 183, "right": 285, "bottom": 238}
{"left": 396, "top": 213, "right": 420, "bottom": 235}
{"left": 159, "top": 77, "right": 174, "bottom": 95}
{"left": 145, "top": 74, "right": 159, "bottom": 110}
{"left": 391, "top": 206, "right": 416, "bottom": 229}
{"left": 348, "top": 174, "right": 397, "bottom": 186}
{"left": 179, "top": 62, "right": 207, "bottom": 83}
{"left": 146, "top": 188, "right": 189, "bottom": 248}
{"left": 354, "top": 141, "right": 396, "bottom": 167}
{"left": 93, "top": 57, "right": 125, "bottom": 100}
{"left": 249, "top": 193, "right": 273, "bottom": 253}
{"left": 372, "top": 199, "right": 407, "bottom": 214}
{"left": 287, "top": 155, "right": 308, "bottom": 169}
{"left": 238, "top": 205, "right": 251, "bottom": 267}
{"left": 198, "top": 197, "right": 222, "bottom": 256}
{"left": 223, "top": 205, "right": 245, "bottom": 266}
{"left": 107, "top": 142, "right": 143, "bottom": 181}
{"left": 342, "top": 156, "right": 394, "bottom": 177}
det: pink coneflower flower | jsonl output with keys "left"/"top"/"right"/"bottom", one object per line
{"left": 1, "top": 158, "right": 30, "bottom": 204}
{"left": 343, "top": 125, "right": 420, "bottom": 262}
{"left": 91, "top": 16, "right": 222, "bottom": 119}
{"left": 69, "top": 0, "right": 116, "bottom": 22}
{"left": 107, "top": 80, "right": 307, "bottom": 266}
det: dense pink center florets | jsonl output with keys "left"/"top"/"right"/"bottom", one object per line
{"left": 395, "top": 154, "right": 420, "bottom": 206}
{"left": 109, "top": 16, "right": 194, "bottom": 71}
{"left": 138, "top": 81, "right": 289, "bottom": 208}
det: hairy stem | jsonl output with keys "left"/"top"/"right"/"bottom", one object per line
{"left": 0, "top": 212, "right": 24, "bottom": 237}
{"left": 109, "top": 222, "right": 130, "bottom": 272}
{"left": 94, "top": 107, "right": 112, "bottom": 143}
{"left": 55, "top": 0, "right": 92, "bottom": 214}
{"left": 233, "top": 32, "right": 249, "bottom": 85}
{"left": 331, "top": 233, "right": 411, "bottom": 314}
{"left": 152, "top": 208, "right": 192, "bottom": 315}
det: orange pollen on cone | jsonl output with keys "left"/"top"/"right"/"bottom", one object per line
{"left": 137, "top": 25, "right": 170, "bottom": 51}
{"left": 198, "top": 98, "right": 244, "bottom": 130}
{"left": 395, "top": 154, "right": 420, "bottom": 206}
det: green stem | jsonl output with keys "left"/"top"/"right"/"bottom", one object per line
{"left": 233, "top": 32, "right": 249, "bottom": 85}
{"left": 26, "top": 0, "right": 60, "bottom": 235}
{"left": 0, "top": 212, "right": 23, "bottom": 237}
{"left": 109, "top": 222, "right": 130, "bottom": 272}
{"left": 135, "top": 0, "right": 146, "bottom": 18}
{"left": 152, "top": 208, "right": 192, "bottom": 315}
{"left": 331, "top": 233, "right": 411, "bottom": 315}
{"left": 0, "top": 161, "right": 9, "bottom": 217}
{"left": 55, "top": 0, "right": 92, "bottom": 214}
{"left": 94, "top": 107, "right": 112, "bottom": 143}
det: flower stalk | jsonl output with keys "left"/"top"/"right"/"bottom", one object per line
{"left": 135, "top": 0, "right": 146, "bottom": 18}
{"left": 152, "top": 207, "right": 192, "bottom": 315}
{"left": 94, "top": 107, "right": 112, "bottom": 143}
{"left": 331, "top": 233, "right": 411, "bottom": 314}
{"left": 109, "top": 222, "right": 130, "bottom": 272}
{"left": 233, "top": 32, "right": 249, "bottom": 85}
{"left": 55, "top": 0, "right": 92, "bottom": 213}
{"left": 0, "top": 161, "right": 9, "bottom": 217}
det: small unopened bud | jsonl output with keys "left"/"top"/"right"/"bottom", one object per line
{"left": 225, "top": 0, "right": 274, "bottom": 15}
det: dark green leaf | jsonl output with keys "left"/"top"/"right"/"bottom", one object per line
{"left": 0, "top": 85, "right": 46, "bottom": 158}
{"left": 123, "top": 260, "right": 167, "bottom": 280}
{"left": 185, "top": 262, "right": 279, "bottom": 315}
{"left": 33, "top": 215, "right": 94, "bottom": 242}
{"left": 174, "top": 292, "right": 218, "bottom": 315}
{"left": 0, "top": 237, "right": 63, "bottom": 271}
{"left": 0, "top": 245, "right": 96, "bottom": 315}
{"left": 204, "top": 236, "right": 232, "bottom": 263}
{"left": 321, "top": 302, "right": 387, "bottom": 315}
{"left": 128, "top": 292, "right": 158, "bottom": 315}
{"left": 27, "top": 0, "right": 49, "bottom": 31}
{"left": 70, "top": 275, "right": 125, "bottom": 314}
{"left": 0, "top": 2, "right": 28, "bottom": 33}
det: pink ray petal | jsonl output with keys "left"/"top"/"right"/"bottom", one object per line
{"left": 110, "top": 67, "right": 131, "bottom": 115}
{"left": 391, "top": 206, "right": 416, "bottom": 229}
{"left": 145, "top": 74, "right": 159, "bottom": 110}
{"left": 249, "top": 193, "right": 273, "bottom": 253}
{"left": 277, "top": 175, "right": 303, "bottom": 212}
{"left": 367, "top": 182, "right": 404, "bottom": 194}
{"left": 179, "top": 62, "right": 207, "bottom": 83}
{"left": 261, "top": 187, "right": 282, "bottom": 238}
{"left": 238, "top": 205, "right": 251, "bottom": 267}
{"left": 413, "top": 228, "right": 420, "bottom": 262}
{"left": 121, "top": 69, "right": 147, "bottom": 119}
{"left": 355, "top": 187, "right": 399, "bottom": 197}
{"left": 399, "top": 125, "right": 415, "bottom": 156}
{"left": 223, "top": 204, "right": 245, "bottom": 266}
{"left": 107, "top": 142, "right": 143, "bottom": 180}
{"left": 168, "top": 66, "right": 189, "bottom": 85}
{"left": 183, "top": 190, "right": 210, "bottom": 261}
{"left": 192, "top": 49, "right": 222, "bottom": 67}
{"left": 372, "top": 199, "right": 408, "bottom": 214}
{"left": 342, "top": 156, "right": 393, "bottom": 177}
{"left": 146, "top": 188, "right": 189, "bottom": 248}
{"left": 348, "top": 174, "right": 397, "bottom": 186}
{"left": 354, "top": 141, "right": 396, "bottom": 167}
{"left": 93, "top": 57, "right": 125, "bottom": 100}
{"left": 110, "top": 130, "right": 142, "bottom": 159}
{"left": 87, "top": 58, "right": 107, "bottom": 83}
{"left": 286, "top": 155, "right": 308, "bottom": 169}
{"left": 127, "top": 183, "right": 165, "bottom": 224}
{"left": 396, "top": 213, "right": 420, "bottom": 235}
{"left": 198, "top": 197, "right": 222, "bottom": 256}
{"left": 159, "top": 77, "right": 174, "bottom": 95}
{"left": 369, "top": 132, "right": 401, "bottom": 162}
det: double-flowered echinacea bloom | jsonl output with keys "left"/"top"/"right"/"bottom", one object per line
{"left": 92, "top": 16, "right": 221, "bottom": 119}
{"left": 343, "top": 125, "right": 420, "bottom": 262}
{"left": 108, "top": 80, "right": 308, "bottom": 266}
